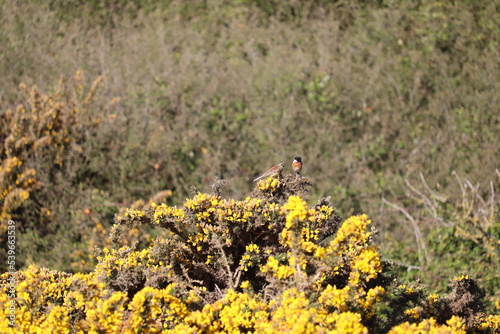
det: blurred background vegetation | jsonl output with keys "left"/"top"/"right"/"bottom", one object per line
{"left": 1, "top": 0, "right": 498, "bottom": 306}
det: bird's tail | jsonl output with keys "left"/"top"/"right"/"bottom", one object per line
{"left": 253, "top": 175, "right": 263, "bottom": 182}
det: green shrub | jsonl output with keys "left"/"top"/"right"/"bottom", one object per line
{"left": 383, "top": 172, "right": 499, "bottom": 312}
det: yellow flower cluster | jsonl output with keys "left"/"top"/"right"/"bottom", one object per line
{"left": 152, "top": 202, "right": 186, "bottom": 224}
{"left": 258, "top": 289, "right": 368, "bottom": 334}
{"left": 476, "top": 315, "right": 500, "bottom": 331}
{"left": 184, "top": 192, "right": 221, "bottom": 215}
{"left": 388, "top": 316, "right": 466, "bottom": 334}
{"left": 319, "top": 284, "right": 351, "bottom": 312}
{"left": 282, "top": 195, "right": 310, "bottom": 229}
{"left": 2, "top": 73, "right": 106, "bottom": 171}
{"left": 94, "top": 246, "right": 167, "bottom": 280}
{"left": 239, "top": 244, "right": 261, "bottom": 271}
{"left": 318, "top": 282, "right": 385, "bottom": 318}
{"left": 279, "top": 197, "right": 383, "bottom": 300}
{"left": 246, "top": 244, "right": 260, "bottom": 253}
{"left": 128, "top": 285, "right": 189, "bottom": 331}
{"left": 83, "top": 291, "right": 127, "bottom": 332}
{"left": 0, "top": 156, "right": 37, "bottom": 224}
{"left": 216, "top": 197, "right": 263, "bottom": 224}
{"left": 260, "top": 255, "right": 297, "bottom": 279}
{"left": 124, "top": 208, "right": 146, "bottom": 219}
{"left": 329, "top": 214, "right": 372, "bottom": 255}
{"left": 210, "top": 289, "right": 269, "bottom": 333}
{"left": 0, "top": 266, "right": 99, "bottom": 333}
{"left": 261, "top": 288, "right": 319, "bottom": 333}
{"left": 349, "top": 247, "right": 382, "bottom": 284}
{"left": 404, "top": 307, "right": 423, "bottom": 320}
{"left": 428, "top": 293, "right": 440, "bottom": 304}
{"left": 257, "top": 177, "right": 280, "bottom": 191}
{"left": 122, "top": 193, "right": 282, "bottom": 268}
{"left": 63, "top": 272, "right": 106, "bottom": 312}
{"left": 280, "top": 196, "right": 328, "bottom": 255}
{"left": 0, "top": 269, "right": 195, "bottom": 333}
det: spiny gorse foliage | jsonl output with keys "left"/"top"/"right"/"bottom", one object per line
{"left": 1, "top": 178, "right": 498, "bottom": 333}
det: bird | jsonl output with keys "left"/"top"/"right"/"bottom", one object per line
{"left": 253, "top": 162, "right": 285, "bottom": 182}
{"left": 292, "top": 157, "right": 302, "bottom": 175}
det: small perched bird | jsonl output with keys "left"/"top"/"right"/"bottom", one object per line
{"left": 253, "top": 162, "right": 285, "bottom": 182}
{"left": 292, "top": 156, "right": 303, "bottom": 175}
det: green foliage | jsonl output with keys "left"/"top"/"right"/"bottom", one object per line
{"left": 383, "top": 173, "right": 499, "bottom": 312}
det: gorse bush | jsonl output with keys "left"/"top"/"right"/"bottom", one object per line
{"left": 1, "top": 72, "right": 106, "bottom": 223}
{"left": 1, "top": 177, "right": 499, "bottom": 333}
{"left": 0, "top": 73, "right": 106, "bottom": 259}
{"left": 0, "top": 72, "right": 153, "bottom": 271}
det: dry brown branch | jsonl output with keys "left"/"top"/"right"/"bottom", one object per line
{"left": 382, "top": 196, "right": 430, "bottom": 267}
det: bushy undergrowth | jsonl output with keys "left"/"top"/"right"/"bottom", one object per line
{"left": 0, "top": 72, "right": 153, "bottom": 271}
{"left": 0, "top": 0, "right": 499, "bottom": 319}
{"left": 1, "top": 179, "right": 499, "bottom": 333}
{"left": 384, "top": 173, "right": 500, "bottom": 308}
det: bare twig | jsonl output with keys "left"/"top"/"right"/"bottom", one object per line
{"left": 179, "top": 264, "right": 204, "bottom": 289}
{"left": 419, "top": 172, "right": 447, "bottom": 202}
{"left": 211, "top": 177, "right": 229, "bottom": 197}
{"left": 382, "top": 197, "right": 430, "bottom": 266}
{"left": 213, "top": 237, "right": 236, "bottom": 289}
{"left": 452, "top": 171, "right": 467, "bottom": 209}
{"left": 488, "top": 181, "right": 495, "bottom": 229}
{"left": 404, "top": 178, "right": 438, "bottom": 220}
{"left": 214, "top": 284, "right": 224, "bottom": 299}
{"left": 383, "top": 258, "right": 422, "bottom": 271}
